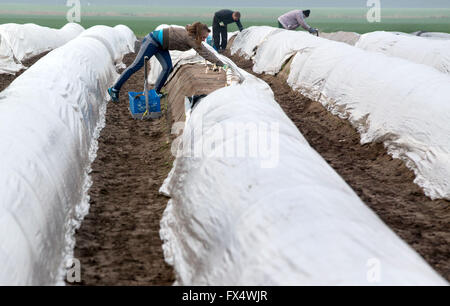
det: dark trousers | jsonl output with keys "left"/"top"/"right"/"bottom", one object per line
{"left": 113, "top": 34, "right": 173, "bottom": 94}
{"left": 212, "top": 17, "right": 228, "bottom": 51}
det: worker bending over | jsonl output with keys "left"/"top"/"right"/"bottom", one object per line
{"left": 213, "top": 9, "right": 243, "bottom": 52}
{"left": 108, "top": 22, "right": 226, "bottom": 102}
{"left": 278, "top": 9, "right": 318, "bottom": 35}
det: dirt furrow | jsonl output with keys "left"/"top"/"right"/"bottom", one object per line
{"left": 73, "top": 45, "right": 175, "bottom": 285}
{"left": 73, "top": 42, "right": 226, "bottom": 285}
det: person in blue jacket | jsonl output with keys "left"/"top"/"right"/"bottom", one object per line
{"left": 107, "top": 23, "right": 225, "bottom": 103}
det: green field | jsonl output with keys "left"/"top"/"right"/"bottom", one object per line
{"left": 1, "top": 4, "right": 449, "bottom": 37}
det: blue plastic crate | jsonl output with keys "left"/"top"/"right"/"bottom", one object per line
{"left": 128, "top": 89, "right": 161, "bottom": 119}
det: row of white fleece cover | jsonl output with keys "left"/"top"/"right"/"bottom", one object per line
{"left": 0, "top": 23, "right": 85, "bottom": 74}
{"left": 0, "top": 24, "right": 136, "bottom": 285}
{"left": 158, "top": 38, "right": 447, "bottom": 285}
{"left": 356, "top": 31, "right": 450, "bottom": 74}
{"left": 231, "top": 26, "right": 450, "bottom": 201}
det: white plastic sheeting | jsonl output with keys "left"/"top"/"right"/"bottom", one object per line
{"left": 230, "top": 26, "right": 282, "bottom": 60}
{"left": 0, "top": 23, "right": 84, "bottom": 75}
{"left": 159, "top": 62, "right": 446, "bottom": 285}
{"left": 286, "top": 38, "right": 450, "bottom": 200}
{"left": 356, "top": 31, "right": 450, "bottom": 74}
{"left": 0, "top": 25, "right": 135, "bottom": 285}
{"left": 226, "top": 31, "right": 239, "bottom": 40}
{"left": 230, "top": 26, "right": 450, "bottom": 200}
{"left": 78, "top": 25, "right": 136, "bottom": 69}
{"left": 252, "top": 30, "right": 329, "bottom": 75}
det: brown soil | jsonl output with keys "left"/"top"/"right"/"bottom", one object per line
{"left": 72, "top": 51, "right": 175, "bottom": 285}
{"left": 165, "top": 64, "right": 226, "bottom": 124}
{"left": 73, "top": 42, "right": 226, "bottom": 285}
{"left": 225, "top": 50, "right": 450, "bottom": 281}
{"left": 0, "top": 51, "right": 50, "bottom": 92}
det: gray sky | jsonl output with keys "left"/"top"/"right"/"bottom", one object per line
{"left": 2, "top": 0, "right": 450, "bottom": 8}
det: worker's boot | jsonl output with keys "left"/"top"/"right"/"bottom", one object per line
{"left": 108, "top": 87, "right": 120, "bottom": 103}
{"left": 157, "top": 90, "right": 167, "bottom": 99}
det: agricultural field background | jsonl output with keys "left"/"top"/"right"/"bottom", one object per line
{"left": 1, "top": 3, "right": 450, "bottom": 37}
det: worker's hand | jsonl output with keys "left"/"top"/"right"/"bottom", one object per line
{"left": 309, "top": 27, "right": 319, "bottom": 35}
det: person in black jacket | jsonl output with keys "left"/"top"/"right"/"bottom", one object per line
{"left": 213, "top": 9, "right": 243, "bottom": 52}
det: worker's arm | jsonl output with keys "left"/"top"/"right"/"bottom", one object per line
{"left": 236, "top": 19, "right": 244, "bottom": 32}
{"left": 296, "top": 12, "right": 312, "bottom": 31}
{"left": 190, "top": 40, "right": 224, "bottom": 67}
